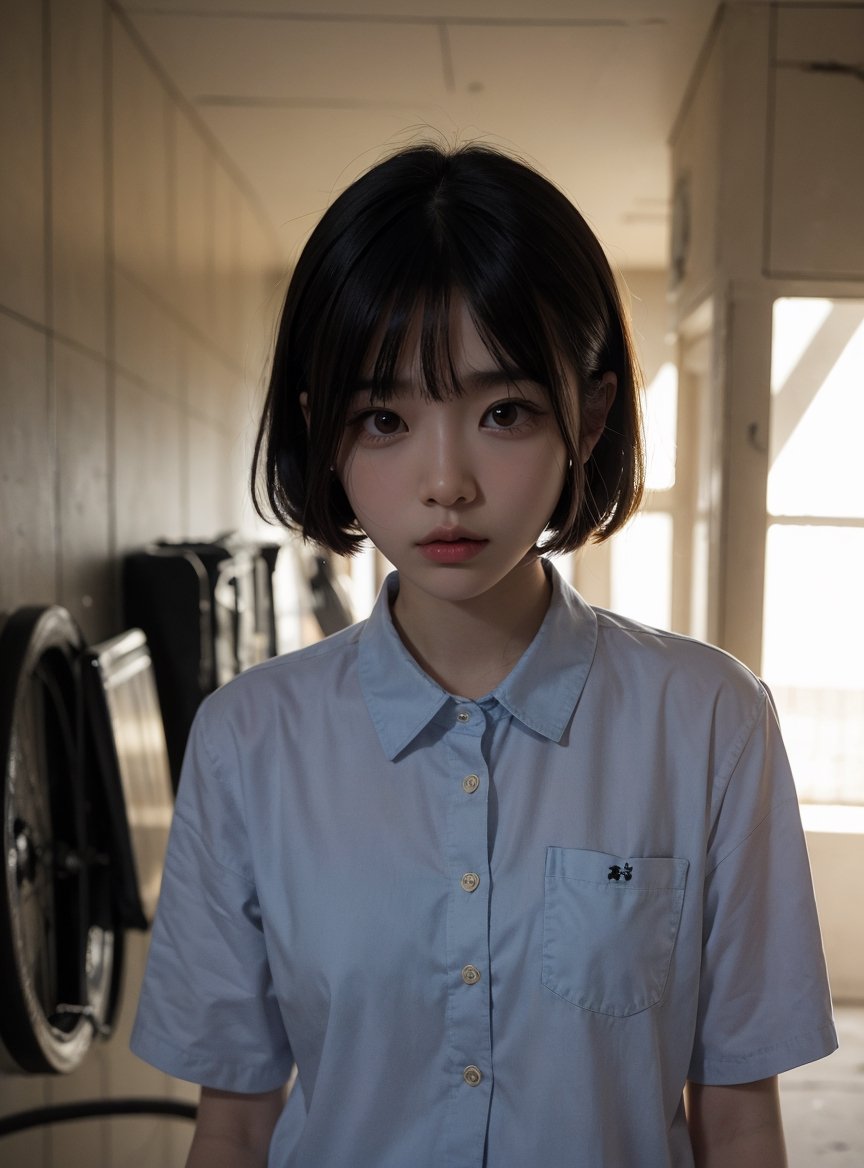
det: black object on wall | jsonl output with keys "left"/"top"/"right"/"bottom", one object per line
{"left": 123, "top": 548, "right": 215, "bottom": 789}
{"left": 123, "top": 538, "right": 283, "bottom": 788}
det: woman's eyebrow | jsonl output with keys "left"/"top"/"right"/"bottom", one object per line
{"left": 353, "top": 365, "right": 532, "bottom": 394}
{"left": 465, "top": 366, "right": 533, "bottom": 388}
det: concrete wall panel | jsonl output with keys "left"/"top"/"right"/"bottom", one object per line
{"left": 211, "top": 167, "right": 242, "bottom": 349}
{"left": 173, "top": 111, "right": 213, "bottom": 334}
{"left": 51, "top": 0, "right": 107, "bottom": 356}
{"left": 114, "top": 374, "right": 185, "bottom": 553}
{"left": 0, "top": 0, "right": 46, "bottom": 323}
{"left": 54, "top": 341, "right": 114, "bottom": 641}
{"left": 187, "top": 414, "right": 239, "bottom": 538}
{"left": 114, "top": 270, "right": 184, "bottom": 400}
{"left": 112, "top": 20, "right": 171, "bottom": 290}
{"left": 0, "top": 316, "right": 55, "bottom": 612}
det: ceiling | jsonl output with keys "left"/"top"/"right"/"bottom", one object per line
{"left": 117, "top": 0, "right": 728, "bottom": 270}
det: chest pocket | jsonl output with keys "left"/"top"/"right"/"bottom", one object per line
{"left": 542, "top": 847, "right": 689, "bottom": 1018}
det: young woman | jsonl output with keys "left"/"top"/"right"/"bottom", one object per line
{"left": 131, "top": 143, "right": 837, "bottom": 1168}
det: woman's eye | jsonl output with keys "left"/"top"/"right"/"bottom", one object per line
{"left": 483, "top": 401, "right": 533, "bottom": 429}
{"left": 361, "top": 410, "right": 405, "bottom": 436}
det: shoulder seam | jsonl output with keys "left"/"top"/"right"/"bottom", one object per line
{"left": 225, "top": 622, "right": 365, "bottom": 681}
{"left": 170, "top": 805, "right": 256, "bottom": 886}
{"left": 594, "top": 610, "right": 756, "bottom": 675}
{"left": 706, "top": 792, "right": 798, "bottom": 877}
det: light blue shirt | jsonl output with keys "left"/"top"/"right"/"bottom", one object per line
{"left": 131, "top": 563, "right": 837, "bottom": 1167}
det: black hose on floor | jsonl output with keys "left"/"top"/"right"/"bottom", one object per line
{"left": 0, "top": 1097, "right": 197, "bottom": 1136}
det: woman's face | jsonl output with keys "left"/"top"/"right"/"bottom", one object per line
{"left": 334, "top": 299, "right": 574, "bottom": 614}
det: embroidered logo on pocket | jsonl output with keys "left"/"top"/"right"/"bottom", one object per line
{"left": 543, "top": 847, "right": 689, "bottom": 1017}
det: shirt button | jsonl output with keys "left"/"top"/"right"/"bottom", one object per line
{"left": 462, "top": 774, "right": 480, "bottom": 793}
{"left": 456, "top": 710, "right": 470, "bottom": 723}
{"left": 463, "top": 1065, "right": 483, "bottom": 1087}
{"left": 460, "top": 872, "right": 480, "bottom": 893}
{"left": 461, "top": 964, "right": 481, "bottom": 985}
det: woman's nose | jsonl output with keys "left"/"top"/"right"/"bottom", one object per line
{"left": 419, "top": 428, "right": 477, "bottom": 507}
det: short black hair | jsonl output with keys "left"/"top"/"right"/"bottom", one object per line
{"left": 253, "top": 142, "right": 644, "bottom": 555}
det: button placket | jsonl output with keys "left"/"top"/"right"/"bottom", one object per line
{"left": 444, "top": 707, "right": 493, "bottom": 1162}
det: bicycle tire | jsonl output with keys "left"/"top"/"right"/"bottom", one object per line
{"left": 0, "top": 607, "right": 120, "bottom": 1073}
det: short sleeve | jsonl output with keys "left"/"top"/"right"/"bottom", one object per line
{"left": 130, "top": 696, "right": 294, "bottom": 1092}
{"left": 687, "top": 688, "right": 838, "bottom": 1084}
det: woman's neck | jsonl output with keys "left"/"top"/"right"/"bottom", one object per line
{"left": 390, "top": 558, "right": 552, "bottom": 699}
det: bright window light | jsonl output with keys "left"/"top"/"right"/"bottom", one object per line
{"left": 770, "top": 298, "right": 832, "bottom": 392}
{"left": 643, "top": 362, "right": 678, "bottom": 492}
{"left": 768, "top": 301, "right": 864, "bottom": 518}
{"left": 610, "top": 512, "right": 673, "bottom": 630}
{"left": 764, "top": 297, "right": 864, "bottom": 805}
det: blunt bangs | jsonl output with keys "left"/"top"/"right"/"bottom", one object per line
{"left": 253, "top": 143, "right": 644, "bottom": 556}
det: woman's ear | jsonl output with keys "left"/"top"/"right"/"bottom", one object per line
{"left": 580, "top": 374, "right": 617, "bottom": 463}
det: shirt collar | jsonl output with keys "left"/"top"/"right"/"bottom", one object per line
{"left": 358, "top": 561, "right": 598, "bottom": 760}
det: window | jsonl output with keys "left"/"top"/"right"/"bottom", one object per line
{"left": 762, "top": 298, "right": 864, "bottom": 804}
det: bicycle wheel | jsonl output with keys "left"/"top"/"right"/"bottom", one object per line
{"left": 0, "top": 607, "right": 119, "bottom": 1073}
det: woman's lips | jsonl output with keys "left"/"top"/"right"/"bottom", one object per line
{"left": 417, "top": 538, "right": 488, "bottom": 564}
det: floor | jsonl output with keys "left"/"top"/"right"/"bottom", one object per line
{"left": 780, "top": 1004, "right": 864, "bottom": 1167}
